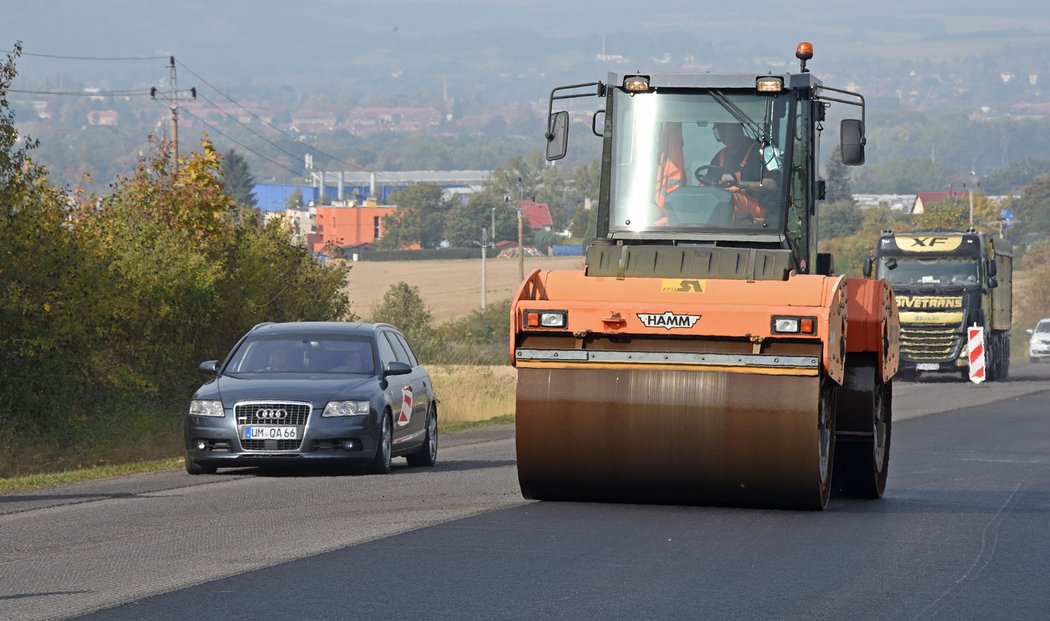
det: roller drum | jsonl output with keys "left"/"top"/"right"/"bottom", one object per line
{"left": 515, "top": 366, "right": 834, "bottom": 510}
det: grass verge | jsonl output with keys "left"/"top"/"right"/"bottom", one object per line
{"left": 1, "top": 364, "right": 518, "bottom": 492}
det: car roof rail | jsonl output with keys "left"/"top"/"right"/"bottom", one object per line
{"left": 249, "top": 322, "right": 275, "bottom": 332}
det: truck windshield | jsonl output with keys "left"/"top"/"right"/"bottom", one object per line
{"left": 608, "top": 89, "right": 790, "bottom": 234}
{"left": 877, "top": 258, "right": 979, "bottom": 286}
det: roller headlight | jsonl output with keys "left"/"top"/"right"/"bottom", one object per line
{"left": 322, "top": 400, "right": 371, "bottom": 417}
{"left": 524, "top": 309, "right": 568, "bottom": 329}
{"left": 771, "top": 316, "right": 817, "bottom": 334}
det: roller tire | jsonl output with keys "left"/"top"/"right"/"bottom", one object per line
{"left": 406, "top": 404, "right": 438, "bottom": 467}
{"left": 834, "top": 373, "right": 891, "bottom": 499}
{"left": 366, "top": 411, "right": 393, "bottom": 474}
{"left": 814, "top": 376, "right": 837, "bottom": 510}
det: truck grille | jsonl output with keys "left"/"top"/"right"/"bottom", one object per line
{"left": 235, "top": 401, "right": 310, "bottom": 451}
{"left": 900, "top": 325, "right": 964, "bottom": 361}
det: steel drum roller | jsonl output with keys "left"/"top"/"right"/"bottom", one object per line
{"left": 516, "top": 366, "right": 834, "bottom": 510}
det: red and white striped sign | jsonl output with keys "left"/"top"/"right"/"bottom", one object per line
{"left": 967, "top": 326, "right": 985, "bottom": 384}
{"left": 397, "top": 385, "right": 413, "bottom": 427}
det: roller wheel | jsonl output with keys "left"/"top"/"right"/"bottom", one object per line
{"left": 367, "top": 412, "right": 393, "bottom": 474}
{"left": 406, "top": 404, "right": 438, "bottom": 467}
{"left": 834, "top": 357, "right": 892, "bottom": 499}
{"left": 814, "top": 377, "right": 837, "bottom": 510}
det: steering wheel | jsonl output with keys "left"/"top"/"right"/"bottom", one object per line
{"left": 694, "top": 165, "right": 731, "bottom": 187}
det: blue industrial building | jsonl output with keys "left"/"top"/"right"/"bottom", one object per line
{"left": 253, "top": 170, "right": 491, "bottom": 212}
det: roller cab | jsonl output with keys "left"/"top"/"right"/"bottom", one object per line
{"left": 515, "top": 43, "right": 898, "bottom": 509}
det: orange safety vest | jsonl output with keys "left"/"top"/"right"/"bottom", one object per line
{"left": 718, "top": 143, "right": 766, "bottom": 224}
{"left": 655, "top": 124, "right": 685, "bottom": 213}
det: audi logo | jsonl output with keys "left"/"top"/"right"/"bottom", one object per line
{"left": 255, "top": 408, "right": 288, "bottom": 420}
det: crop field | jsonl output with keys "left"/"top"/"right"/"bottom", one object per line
{"left": 343, "top": 255, "right": 584, "bottom": 322}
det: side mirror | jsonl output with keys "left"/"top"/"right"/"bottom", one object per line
{"left": 815, "top": 252, "right": 834, "bottom": 276}
{"left": 988, "top": 277, "right": 998, "bottom": 289}
{"left": 840, "top": 119, "right": 865, "bottom": 166}
{"left": 546, "top": 110, "right": 569, "bottom": 161}
{"left": 383, "top": 361, "right": 413, "bottom": 377}
{"left": 198, "top": 360, "right": 218, "bottom": 375}
{"left": 987, "top": 259, "right": 998, "bottom": 278}
{"left": 1028, "top": 329, "right": 1035, "bottom": 335}
{"left": 862, "top": 257, "right": 873, "bottom": 278}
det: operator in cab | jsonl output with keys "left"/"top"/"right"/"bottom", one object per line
{"left": 708, "top": 122, "right": 778, "bottom": 225}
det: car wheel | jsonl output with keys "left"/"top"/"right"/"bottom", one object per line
{"left": 366, "top": 411, "right": 393, "bottom": 474}
{"left": 185, "top": 455, "right": 216, "bottom": 475}
{"left": 406, "top": 404, "right": 438, "bottom": 467}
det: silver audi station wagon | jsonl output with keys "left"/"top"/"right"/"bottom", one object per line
{"left": 184, "top": 322, "right": 437, "bottom": 475}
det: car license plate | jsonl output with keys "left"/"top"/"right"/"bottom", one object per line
{"left": 243, "top": 426, "right": 298, "bottom": 440}
{"left": 916, "top": 363, "right": 940, "bottom": 371}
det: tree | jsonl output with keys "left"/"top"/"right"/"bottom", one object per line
{"left": 379, "top": 183, "right": 448, "bottom": 249}
{"left": 368, "top": 282, "right": 437, "bottom": 359}
{"left": 818, "top": 201, "right": 863, "bottom": 239}
{"left": 444, "top": 189, "right": 519, "bottom": 248}
{"left": 981, "top": 158, "right": 1050, "bottom": 195}
{"left": 1007, "top": 175, "right": 1050, "bottom": 244}
{"left": 852, "top": 158, "right": 957, "bottom": 194}
{"left": 220, "top": 148, "right": 258, "bottom": 210}
{"left": 824, "top": 147, "right": 854, "bottom": 204}
{"left": 285, "top": 187, "right": 303, "bottom": 211}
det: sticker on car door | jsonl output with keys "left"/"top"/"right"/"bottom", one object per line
{"left": 397, "top": 385, "right": 413, "bottom": 427}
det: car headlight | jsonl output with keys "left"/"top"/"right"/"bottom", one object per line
{"left": 322, "top": 400, "right": 371, "bottom": 417}
{"left": 189, "top": 400, "right": 224, "bottom": 417}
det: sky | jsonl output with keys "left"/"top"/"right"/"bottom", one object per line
{"left": 6, "top": 0, "right": 1050, "bottom": 93}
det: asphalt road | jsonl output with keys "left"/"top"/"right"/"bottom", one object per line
{"left": 3, "top": 364, "right": 1050, "bottom": 620}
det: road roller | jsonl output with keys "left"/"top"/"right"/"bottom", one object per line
{"left": 511, "top": 43, "right": 899, "bottom": 510}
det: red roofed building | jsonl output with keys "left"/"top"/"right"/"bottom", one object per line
{"left": 519, "top": 199, "right": 553, "bottom": 230}
{"left": 911, "top": 186, "right": 969, "bottom": 214}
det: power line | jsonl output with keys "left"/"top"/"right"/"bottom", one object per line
{"left": 193, "top": 91, "right": 306, "bottom": 164}
{"left": 175, "top": 59, "right": 384, "bottom": 179}
{"left": 8, "top": 87, "right": 154, "bottom": 97}
{"left": 181, "top": 107, "right": 304, "bottom": 178}
{"left": 19, "top": 51, "right": 168, "bottom": 61}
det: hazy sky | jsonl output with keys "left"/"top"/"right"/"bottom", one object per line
{"left": 5, "top": 0, "right": 1050, "bottom": 103}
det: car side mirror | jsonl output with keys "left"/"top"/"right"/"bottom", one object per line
{"left": 862, "top": 257, "right": 873, "bottom": 278}
{"left": 988, "top": 277, "right": 998, "bottom": 289}
{"left": 987, "top": 259, "right": 997, "bottom": 278}
{"left": 383, "top": 361, "right": 412, "bottom": 377}
{"left": 1028, "top": 329, "right": 1035, "bottom": 335}
{"left": 546, "top": 110, "right": 569, "bottom": 161}
{"left": 198, "top": 360, "right": 218, "bottom": 375}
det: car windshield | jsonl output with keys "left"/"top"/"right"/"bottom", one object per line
{"left": 877, "top": 258, "right": 979, "bottom": 286}
{"left": 224, "top": 335, "right": 375, "bottom": 374}
{"left": 608, "top": 89, "right": 790, "bottom": 234}
{"left": 1036, "top": 320, "right": 1050, "bottom": 335}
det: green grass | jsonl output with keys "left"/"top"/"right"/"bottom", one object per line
{"left": 0, "top": 415, "right": 515, "bottom": 493}
{"left": 0, "top": 457, "right": 185, "bottom": 493}
{"left": 441, "top": 413, "right": 515, "bottom": 433}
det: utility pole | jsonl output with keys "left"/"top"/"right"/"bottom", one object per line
{"left": 150, "top": 56, "right": 195, "bottom": 176}
{"left": 968, "top": 169, "right": 977, "bottom": 227}
{"left": 481, "top": 227, "right": 488, "bottom": 309}
{"left": 516, "top": 176, "right": 524, "bottom": 283}
{"left": 517, "top": 207, "right": 524, "bottom": 282}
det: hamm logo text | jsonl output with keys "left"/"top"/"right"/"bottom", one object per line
{"left": 637, "top": 312, "right": 701, "bottom": 330}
